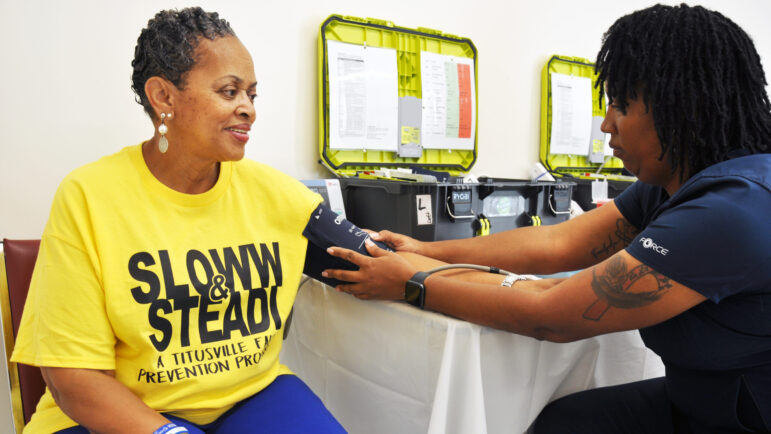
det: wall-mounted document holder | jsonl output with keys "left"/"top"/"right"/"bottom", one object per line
{"left": 318, "top": 15, "right": 478, "bottom": 177}
{"left": 539, "top": 55, "right": 636, "bottom": 210}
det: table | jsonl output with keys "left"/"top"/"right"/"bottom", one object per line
{"left": 280, "top": 280, "right": 664, "bottom": 434}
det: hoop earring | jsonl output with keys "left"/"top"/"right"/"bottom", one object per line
{"left": 158, "top": 113, "right": 172, "bottom": 153}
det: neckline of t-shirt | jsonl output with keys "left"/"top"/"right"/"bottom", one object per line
{"left": 129, "top": 143, "right": 232, "bottom": 207}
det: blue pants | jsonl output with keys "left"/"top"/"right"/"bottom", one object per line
{"left": 532, "top": 377, "right": 763, "bottom": 434}
{"left": 532, "top": 377, "right": 685, "bottom": 434}
{"left": 57, "top": 374, "right": 346, "bottom": 433}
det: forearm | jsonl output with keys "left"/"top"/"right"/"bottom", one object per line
{"left": 327, "top": 238, "right": 703, "bottom": 343}
{"left": 397, "top": 251, "right": 567, "bottom": 289}
{"left": 397, "top": 249, "right": 564, "bottom": 334}
{"left": 421, "top": 274, "right": 560, "bottom": 338}
{"left": 397, "top": 251, "right": 507, "bottom": 284}
{"left": 326, "top": 241, "right": 590, "bottom": 340}
{"left": 416, "top": 225, "right": 568, "bottom": 274}
{"left": 42, "top": 367, "right": 169, "bottom": 434}
{"left": 414, "top": 203, "right": 636, "bottom": 274}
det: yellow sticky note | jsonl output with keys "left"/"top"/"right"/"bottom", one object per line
{"left": 401, "top": 126, "right": 421, "bottom": 144}
{"left": 401, "top": 127, "right": 413, "bottom": 144}
{"left": 411, "top": 128, "right": 421, "bottom": 143}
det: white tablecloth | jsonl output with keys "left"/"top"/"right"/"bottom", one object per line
{"left": 280, "top": 280, "right": 664, "bottom": 434}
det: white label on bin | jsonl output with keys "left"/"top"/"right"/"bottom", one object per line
{"left": 416, "top": 194, "right": 433, "bottom": 225}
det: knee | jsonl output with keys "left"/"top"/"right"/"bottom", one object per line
{"left": 532, "top": 391, "right": 605, "bottom": 434}
{"left": 532, "top": 397, "right": 577, "bottom": 434}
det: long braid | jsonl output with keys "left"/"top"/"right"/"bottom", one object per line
{"left": 596, "top": 4, "right": 771, "bottom": 181}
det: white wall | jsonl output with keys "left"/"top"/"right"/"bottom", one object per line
{"left": 0, "top": 0, "right": 769, "bottom": 429}
{"left": 1, "top": 0, "right": 769, "bottom": 239}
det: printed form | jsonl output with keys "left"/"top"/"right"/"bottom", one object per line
{"left": 420, "top": 51, "right": 476, "bottom": 150}
{"left": 326, "top": 40, "right": 399, "bottom": 151}
{"left": 550, "top": 72, "right": 593, "bottom": 155}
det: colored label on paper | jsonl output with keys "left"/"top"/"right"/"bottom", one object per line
{"left": 457, "top": 63, "right": 472, "bottom": 138}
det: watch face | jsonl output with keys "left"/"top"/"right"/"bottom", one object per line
{"left": 405, "top": 281, "right": 421, "bottom": 305}
{"left": 405, "top": 272, "right": 428, "bottom": 308}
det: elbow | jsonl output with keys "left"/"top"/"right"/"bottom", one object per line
{"left": 40, "top": 367, "right": 114, "bottom": 408}
{"left": 40, "top": 367, "right": 65, "bottom": 407}
{"left": 492, "top": 315, "right": 589, "bottom": 342}
{"left": 530, "top": 326, "right": 588, "bottom": 343}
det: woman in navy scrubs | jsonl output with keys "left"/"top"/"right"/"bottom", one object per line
{"left": 324, "top": 4, "right": 771, "bottom": 432}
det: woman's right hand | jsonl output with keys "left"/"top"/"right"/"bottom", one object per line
{"left": 368, "top": 230, "right": 423, "bottom": 254}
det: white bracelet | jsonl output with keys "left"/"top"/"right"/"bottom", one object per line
{"left": 501, "top": 274, "right": 526, "bottom": 287}
{"left": 154, "top": 423, "right": 189, "bottom": 434}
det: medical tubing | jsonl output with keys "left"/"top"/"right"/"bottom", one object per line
{"left": 425, "top": 264, "right": 515, "bottom": 276}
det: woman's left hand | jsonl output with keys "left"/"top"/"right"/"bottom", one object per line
{"left": 323, "top": 239, "right": 417, "bottom": 300}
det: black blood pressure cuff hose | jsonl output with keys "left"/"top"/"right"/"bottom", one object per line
{"left": 302, "top": 204, "right": 393, "bottom": 287}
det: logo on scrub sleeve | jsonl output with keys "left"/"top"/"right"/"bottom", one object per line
{"left": 639, "top": 237, "right": 669, "bottom": 255}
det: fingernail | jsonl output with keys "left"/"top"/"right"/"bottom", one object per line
{"left": 327, "top": 247, "right": 333, "bottom": 254}
{"left": 321, "top": 271, "right": 328, "bottom": 277}
{"left": 365, "top": 238, "right": 374, "bottom": 247}
{"left": 371, "top": 232, "right": 381, "bottom": 239}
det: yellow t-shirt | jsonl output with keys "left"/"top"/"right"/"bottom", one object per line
{"left": 11, "top": 144, "right": 322, "bottom": 433}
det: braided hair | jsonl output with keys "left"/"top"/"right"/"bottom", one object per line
{"left": 131, "top": 7, "right": 235, "bottom": 119}
{"left": 596, "top": 4, "right": 771, "bottom": 180}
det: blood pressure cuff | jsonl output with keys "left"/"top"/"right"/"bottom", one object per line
{"left": 302, "top": 203, "right": 392, "bottom": 287}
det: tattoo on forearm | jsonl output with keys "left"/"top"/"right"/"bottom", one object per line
{"left": 591, "top": 218, "right": 639, "bottom": 260}
{"left": 583, "top": 256, "right": 672, "bottom": 321}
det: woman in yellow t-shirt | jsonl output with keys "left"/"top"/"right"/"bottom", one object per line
{"left": 11, "top": 7, "right": 346, "bottom": 434}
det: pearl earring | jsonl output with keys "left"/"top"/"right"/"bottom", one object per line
{"left": 158, "top": 113, "right": 172, "bottom": 153}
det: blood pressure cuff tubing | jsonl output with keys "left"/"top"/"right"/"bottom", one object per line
{"left": 302, "top": 204, "right": 392, "bottom": 287}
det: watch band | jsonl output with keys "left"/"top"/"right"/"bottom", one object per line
{"left": 405, "top": 271, "right": 430, "bottom": 309}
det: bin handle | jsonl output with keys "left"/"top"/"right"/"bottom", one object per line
{"left": 446, "top": 200, "right": 476, "bottom": 220}
{"left": 548, "top": 193, "right": 572, "bottom": 216}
